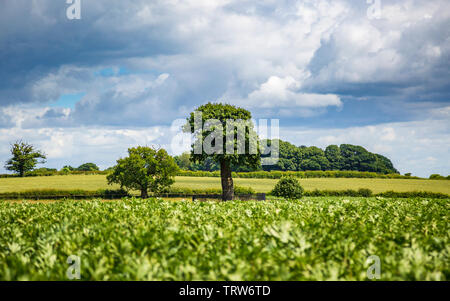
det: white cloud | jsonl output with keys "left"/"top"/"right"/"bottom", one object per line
{"left": 306, "top": 0, "right": 450, "bottom": 89}
{"left": 244, "top": 76, "right": 342, "bottom": 109}
{"left": 0, "top": 0, "right": 449, "bottom": 178}
{"left": 0, "top": 126, "right": 170, "bottom": 171}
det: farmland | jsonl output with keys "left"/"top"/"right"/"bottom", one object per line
{"left": 1, "top": 174, "right": 448, "bottom": 281}
{"left": 0, "top": 174, "right": 449, "bottom": 194}
{"left": 0, "top": 197, "right": 448, "bottom": 280}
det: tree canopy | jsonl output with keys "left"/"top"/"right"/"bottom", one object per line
{"left": 261, "top": 140, "right": 398, "bottom": 174}
{"left": 175, "top": 139, "right": 399, "bottom": 174}
{"left": 186, "top": 102, "right": 261, "bottom": 200}
{"left": 77, "top": 163, "right": 100, "bottom": 171}
{"left": 107, "top": 146, "right": 178, "bottom": 198}
{"left": 4, "top": 141, "right": 46, "bottom": 177}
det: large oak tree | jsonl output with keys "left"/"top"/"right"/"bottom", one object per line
{"left": 186, "top": 103, "right": 260, "bottom": 201}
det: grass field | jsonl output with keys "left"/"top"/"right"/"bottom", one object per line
{"left": 0, "top": 197, "right": 447, "bottom": 280}
{"left": 0, "top": 174, "right": 449, "bottom": 194}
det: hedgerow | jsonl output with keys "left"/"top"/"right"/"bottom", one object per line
{"left": 2, "top": 169, "right": 448, "bottom": 180}
{"left": 177, "top": 170, "right": 425, "bottom": 179}
{"left": 1, "top": 188, "right": 448, "bottom": 200}
{"left": 0, "top": 189, "right": 130, "bottom": 200}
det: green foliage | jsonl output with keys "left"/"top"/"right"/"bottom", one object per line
{"left": 26, "top": 168, "right": 57, "bottom": 177}
{"left": 429, "top": 174, "right": 445, "bottom": 180}
{"left": 174, "top": 152, "right": 192, "bottom": 170}
{"left": 4, "top": 141, "right": 46, "bottom": 177}
{"left": 176, "top": 170, "right": 421, "bottom": 179}
{"left": 0, "top": 197, "right": 447, "bottom": 280}
{"left": 76, "top": 163, "right": 99, "bottom": 171}
{"left": 174, "top": 152, "right": 220, "bottom": 171}
{"left": 271, "top": 176, "right": 304, "bottom": 200}
{"left": 165, "top": 185, "right": 256, "bottom": 196}
{"left": 260, "top": 140, "right": 398, "bottom": 174}
{"left": 376, "top": 190, "right": 449, "bottom": 199}
{"left": 0, "top": 187, "right": 256, "bottom": 200}
{"left": 0, "top": 189, "right": 130, "bottom": 200}
{"left": 107, "top": 146, "right": 179, "bottom": 198}
{"left": 301, "top": 188, "right": 373, "bottom": 197}
{"left": 60, "top": 166, "right": 73, "bottom": 174}
{"left": 325, "top": 145, "right": 343, "bottom": 170}
{"left": 1, "top": 187, "right": 448, "bottom": 200}
{"left": 186, "top": 103, "right": 261, "bottom": 200}
{"left": 185, "top": 102, "right": 261, "bottom": 170}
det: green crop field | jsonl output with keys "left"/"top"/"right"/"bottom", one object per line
{"left": 0, "top": 174, "right": 449, "bottom": 194}
{"left": 0, "top": 197, "right": 448, "bottom": 280}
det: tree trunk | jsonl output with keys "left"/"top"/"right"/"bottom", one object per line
{"left": 19, "top": 164, "right": 24, "bottom": 177}
{"left": 220, "top": 160, "right": 234, "bottom": 201}
{"left": 140, "top": 187, "right": 148, "bottom": 199}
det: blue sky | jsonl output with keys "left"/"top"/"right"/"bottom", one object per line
{"left": 0, "top": 0, "right": 449, "bottom": 177}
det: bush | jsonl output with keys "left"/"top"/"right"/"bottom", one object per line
{"left": 376, "top": 191, "right": 448, "bottom": 199}
{"left": 358, "top": 188, "right": 373, "bottom": 197}
{"left": 77, "top": 163, "right": 100, "bottom": 171}
{"left": 165, "top": 185, "right": 255, "bottom": 196}
{"left": 429, "top": 174, "right": 445, "bottom": 180}
{"left": 301, "top": 188, "right": 373, "bottom": 197}
{"left": 234, "top": 186, "right": 256, "bottom": 195}
{"left": 271, "top": 176, "right": 304, "bottom": 200}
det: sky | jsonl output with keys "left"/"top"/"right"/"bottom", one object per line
{"left": 0, "top": 0, "right": 449, "bottom": 177}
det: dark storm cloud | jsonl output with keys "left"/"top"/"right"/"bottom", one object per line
{"left": 0, "top": 0, "right": 449, "bottom": 128}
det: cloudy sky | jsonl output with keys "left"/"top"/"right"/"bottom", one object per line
{"left": 0, "top": 0, "right": 449, "bottom": 177}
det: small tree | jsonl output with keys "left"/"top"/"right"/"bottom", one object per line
{"left": 77, "top": 163, "right": 99, "bottom": 171}
{"left": 271, "top": 176, "right": 304, "bottom": 200}
{"left": 186, "top": 103, "right": 260, "bottom": 201}
{"left": 5, "top": 141, "right": 46, "bottom": 177}
{"left": 107, "top": 146, "right": 178, "bottom": 198}
{"left": 174, "top": 152, "right": 191, "bottom": 170}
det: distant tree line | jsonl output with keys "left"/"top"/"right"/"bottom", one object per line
{"left": 174, "top": 139, "right": 399, "bottom": 174}
{"left": 5, "top": 140, "right": 449, "bottom": 180}
{"left": 61, "top": 163, "right": 100, "bottom": 172}
{"left": 262, "top": 140, "right": 399, "bottom": 174}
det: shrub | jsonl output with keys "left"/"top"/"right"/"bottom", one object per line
{"left": 271, "top": 176, "right": 304, "bottom": 200}
{"left": 166, "top": 185, "right": 255, "bottom": 196}
{"left": 234, "top": 186, "right": 256, "bottom": 195}
{"left": 301, "top": 189, "right": 373, "bottom": 197}
{"left": 358, "top": 188, "right": 373, "bottom": 197}
{"left": 77, "top": 163, "right": 100, "bottom": 171}
{"left": 429, "top": 174, "right": 445, "bottom": 180}
{"left": 376, "top": 190, "right": 448, "bottom": 199}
